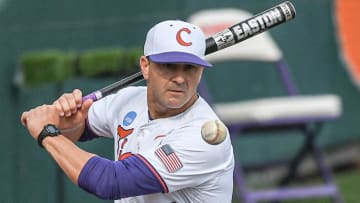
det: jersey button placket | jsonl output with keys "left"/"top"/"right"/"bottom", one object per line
{"left": 136, "top": 128, "right": 146, "bottom": 152}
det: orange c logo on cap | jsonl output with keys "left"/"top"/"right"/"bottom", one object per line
{"left": 176, "top": 28, "right": 192, "bottom": 46}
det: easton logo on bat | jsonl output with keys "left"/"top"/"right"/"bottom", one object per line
{"left": 231, "top": 7, "right": 283, "bottom": 41}
{"left": 211, "top": 2, "right": 294, "bottom": 51}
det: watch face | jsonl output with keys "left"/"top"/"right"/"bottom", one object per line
{"left": 46, "top": 125, "right": 58, "bottom": 134}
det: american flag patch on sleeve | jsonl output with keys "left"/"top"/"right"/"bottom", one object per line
{"left": 155, "top": 144, "right": 183, "bottom": 173}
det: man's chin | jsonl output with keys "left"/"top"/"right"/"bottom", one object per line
{"left": 165, "top": 100, "right": 187, "bottom": 109}
{"left": 166, "top": 103, "right": 185, "bottom": 109}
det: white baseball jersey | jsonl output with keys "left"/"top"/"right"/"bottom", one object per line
{"left": 87, "top": 86, "right": 234, "bottom": 203}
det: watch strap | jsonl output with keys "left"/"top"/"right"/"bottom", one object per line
{"left": 37, "top": 124, "right": 61, "bottom": 148}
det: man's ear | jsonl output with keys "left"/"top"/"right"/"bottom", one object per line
{"left": 140, "top": 56, "right": 149, "bottom": 80}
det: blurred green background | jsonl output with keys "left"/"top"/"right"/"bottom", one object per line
{"left": 1, "top": 0, "right": 359, "bottom": 202}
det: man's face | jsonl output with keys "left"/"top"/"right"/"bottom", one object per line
{"left": 141, "top": 56, "right": 203, "bottom": 116}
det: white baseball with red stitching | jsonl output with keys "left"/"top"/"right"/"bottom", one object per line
{"left": 201, "top": 120, "right": 227, "bottom": 145}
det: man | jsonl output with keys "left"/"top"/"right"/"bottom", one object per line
{"left": 21, "top": 20, "right": 234, "bottom": 203}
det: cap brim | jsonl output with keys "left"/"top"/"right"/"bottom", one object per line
{"left": 148, "top": 52, "right": 212, "bottom": 67}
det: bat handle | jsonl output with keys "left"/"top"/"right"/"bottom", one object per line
{"left": 82, "top": 91, "right": 103, "bottom": 102}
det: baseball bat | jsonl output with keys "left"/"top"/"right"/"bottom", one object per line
{"left": 82, "top": 1, "right": 296, "bottom": 102}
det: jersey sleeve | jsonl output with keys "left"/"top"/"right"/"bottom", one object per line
{"left": 86, "top": 94, "right": 114, "bottom": 138}
{"left": 139, "top": 125, "right": 234, "bottom": 193}
{"left": 87, "top": 86, "right": 146, "bottom": 139}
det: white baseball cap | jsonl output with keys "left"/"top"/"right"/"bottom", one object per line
{"left": 144, "top": 20, "right": 212, "bottom": 67}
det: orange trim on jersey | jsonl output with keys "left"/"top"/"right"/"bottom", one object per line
{"left": 118, "top": 152, "right": 132, "bottom": 160}
{"left": 117, "top": 125, "right": 134, "bottom": 139}
{"left": 154, "top": 135, "right": 167, "bottom": 140}
{"left": 336, "top": 0, "right": 360, "bottom": 84}
{"left": 135, "top": 154, "right": 169, "bottom": 193}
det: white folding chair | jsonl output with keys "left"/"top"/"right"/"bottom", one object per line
{"left": 189, "top": 8, "right": 344, "bottom": 203}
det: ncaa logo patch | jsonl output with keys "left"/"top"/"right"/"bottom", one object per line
{"left": 123, "top": 111, "right": 137, "bottom": 126}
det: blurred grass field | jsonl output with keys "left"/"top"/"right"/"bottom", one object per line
{"left": 336, "top": 169, "right": 360, "bottom": 203}
{"left": 232, "top": 168, "right": 360, "bottom": 203}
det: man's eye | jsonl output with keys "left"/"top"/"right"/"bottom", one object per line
{"left": 164, "top": 64, "right": 176, "bottom": 69}
{"left": 185, "top": 65, "right": 198, "bottom": 72}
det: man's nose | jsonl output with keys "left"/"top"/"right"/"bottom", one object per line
{"left": 171, "top": 67, "right": 187, "bottom": 84}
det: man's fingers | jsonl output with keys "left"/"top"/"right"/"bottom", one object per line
{"left": 56, "top": 93, "right": 79, "bottom": 117}
{"left": 58, "top": 97, "right": 72, "bottom": 116}
{"left": 72, "top": 89, "right": 83, "bottom": 108}
{"left": 64, "top": 93, "right": 78, "bottom": 114}
{"left": 52, "top": 89, "right": 84, "bottom": 117}
{"left": 53, "top": 100, "right": 65, "bottom": 116}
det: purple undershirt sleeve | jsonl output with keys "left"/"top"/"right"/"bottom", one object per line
{"left": 78, "top": 155, "right": 166, "bottom": 200}
{"left": 78, "top": 119, "right": 99, "bottom": 142}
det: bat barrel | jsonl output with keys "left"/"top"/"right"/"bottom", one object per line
{"left": 205, "top": 1, "right": 296, "bottom": 55}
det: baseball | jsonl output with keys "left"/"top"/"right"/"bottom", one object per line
{"left": 201, "top": 120, "right": 227, "bottom": 145}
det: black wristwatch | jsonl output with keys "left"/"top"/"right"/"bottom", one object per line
{"left": 37, "top": 124, "right": 61, "bottom": 148}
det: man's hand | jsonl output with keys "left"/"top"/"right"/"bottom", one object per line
{"left": 21, "top": 104, "right": 60, "bottom": 140}
{"left": 21, "top": 89, "right": 93, "bottom": 142}
{"left": 52, "top": 89, "right": 93, "bottom": 142}
{"left": 53, "top": 89, "right": 93, "bottom": 131}
{"left": 54, "top": 89, "right": 85, "bottom": 117}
